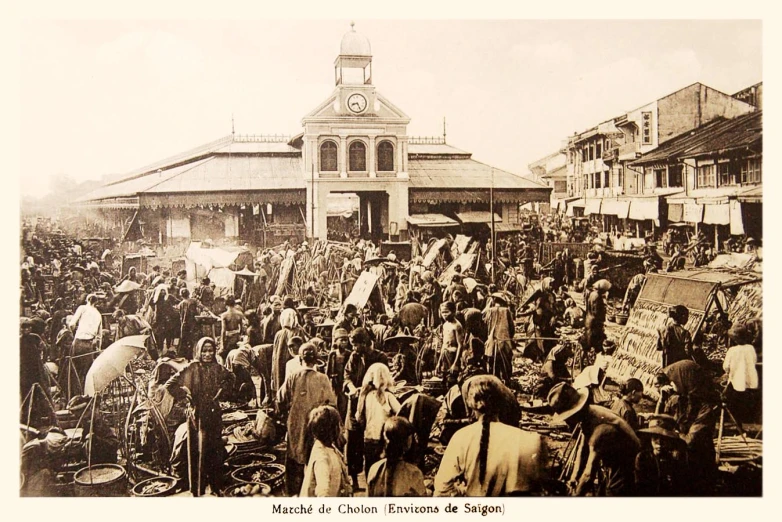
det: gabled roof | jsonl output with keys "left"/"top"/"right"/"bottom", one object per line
{"left": 631, "top": 111, "right": 762, "bottom": 166}
{"left": 408, "top": 156, "right": 550, "bottom": 191}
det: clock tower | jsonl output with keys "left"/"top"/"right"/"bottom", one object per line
{"left": 302, "top": 24, "right": 411, "bottom": 241}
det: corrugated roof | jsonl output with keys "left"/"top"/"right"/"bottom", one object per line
{"left": 407, "top": 143, "right": 470, "bottom": 155}
{"left": 212, "top": 141, "right": 301, "bottom": 154}
{"left": 145, "top": 155, "right": 305, "bottom": 194}
{"left": 632, "top": 111, "right": 762, "bottom": 166}
{"left": 408, "top": 157, "right": 550, "bottom": 190}
{"left": 76, "top": 158, "right": 213, "bottom": 202}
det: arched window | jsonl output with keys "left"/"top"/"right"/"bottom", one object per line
{"left": 348, "top": 141, "right": 367, "bottom": 172}
{"left": 377, "top": 140, "right": 394, "bottom": 171}
{"left": 320, "top": 141, "right": 338, "bottom": 172}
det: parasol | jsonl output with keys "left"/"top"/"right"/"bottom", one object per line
{"left": 84, "top": 335, "right": 148, "bottom": 396}
{"left": 114, "top": 280, "right": 141, "bottom": 293}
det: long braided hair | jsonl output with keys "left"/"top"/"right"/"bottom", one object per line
{"left": 381, "top": 416, "right": 415, "bottom": 496}
{"left": 462, "top": 375, "right": 506, "bottom": 485}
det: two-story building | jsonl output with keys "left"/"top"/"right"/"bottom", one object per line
{"left": 76, "top": 26, "right": 550, "bottom": 247}
{"left": 563, "top": 83, "right": 756, "bottom": 237}
{"left": 630, "top": 110, "right": 762, "bottom": 248}
{"left": 528, "top": 151, "right": 568, "bottom": 213}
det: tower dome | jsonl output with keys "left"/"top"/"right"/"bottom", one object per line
{"left": 340, "top": 22, "right": 371, "bottom": 56}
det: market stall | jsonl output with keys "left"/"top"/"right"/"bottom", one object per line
{"left": 606, "top": 270, "right": 762, "bottom": 397}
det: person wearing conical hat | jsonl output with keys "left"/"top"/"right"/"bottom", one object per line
{"left": 547, "top": 382, "right": 640, "bottom": 496}
{"left": 634, "top": 414, "right": 692, "bottom": 496}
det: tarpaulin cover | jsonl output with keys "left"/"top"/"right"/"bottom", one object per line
{"left": 423, "top": 238, "right": 448, "bottom": 268}
{"left": 638, "top": 274, "right": 718, "bottom": 312}
{"left": 438, "top": 253, "right": 477, "bottom": 285}
{"left": 703, "top": 203, "right": 730, "bottom": 225}
{"left": 341, "top": 271, "right": 384, "bottom": 315}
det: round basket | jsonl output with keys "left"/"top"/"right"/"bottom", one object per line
{"left": 607, "top": 314, "right": 616, "bottom": 323}
{"left": 223, "top": 482, "right": 272, "bottom": 497}
{"left": 131, "top": 476, "right": 178, "bottom": 498}
{"left": 226, "top": 452, "right": 277, "bottom": 469}
{"left": 231, "top": 463, "right": 285, "bottom": 490}
{"left": 615, "top": 314, "right": 628, "bottom": 326}
{"left": 73, "top": 464, "right": 128, "bottom": 497}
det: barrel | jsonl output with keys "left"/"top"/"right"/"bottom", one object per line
{"left": 74, "top": 464, "right": 128, "bottom": 497}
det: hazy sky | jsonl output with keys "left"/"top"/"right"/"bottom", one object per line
{"left": 20, "top": 19, "right": 762, "bottom": 197}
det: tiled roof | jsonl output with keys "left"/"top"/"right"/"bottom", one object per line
{"left": 408, "top": 157, "right": 550, "bottom": 190}
{"left": 632, "top": 111, "right": 761, "bottom": 166}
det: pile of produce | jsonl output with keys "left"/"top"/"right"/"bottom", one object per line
{"left": 225, "top": 483, "right": 271, "bottom": 497}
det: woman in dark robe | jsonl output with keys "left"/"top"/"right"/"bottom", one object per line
{"left": 165, "top": 337, "right": 234, "bottom": 496}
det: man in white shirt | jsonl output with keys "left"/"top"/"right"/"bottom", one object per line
{"left": 723, "top": 323, "right": 760, "bottom": 422}
{"left": 67, "top": 294, "right": 103, "bottom": 395}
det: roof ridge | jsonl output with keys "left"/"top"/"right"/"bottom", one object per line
{"left": 467, "top": 157, "right": 550, "bottom": 189}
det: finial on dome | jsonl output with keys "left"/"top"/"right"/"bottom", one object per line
{"left": 350, "top": 21, "right": 355, "bottom": 31}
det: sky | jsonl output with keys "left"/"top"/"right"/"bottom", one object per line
{"left": 19, "top": 19, "right": 762, "bottom": 197}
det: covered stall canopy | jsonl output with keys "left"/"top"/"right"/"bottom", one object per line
{"left": 184, "top": 241, "right": 254, "bottom": 296}
{"left": 607, "top": 269, "right": 762, "bottom": 397}
{"left": 406, "top": 214, "right": 459, "bottom": 228}
{"left": 601, "top": 200, "right": 630, "bottom": 219}
{"left": 422, "top": 238, "right": 449, "bottom": 268}
{"left": 455, "top": 211, "right": 502, "bottom": 224}
{"left": 583, "top": 199, "right": 602, "bottom": 216}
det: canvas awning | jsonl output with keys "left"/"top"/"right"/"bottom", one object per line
{"left": 455, "top": 211, "right": 502, "bottom": 224}
{"left": 494, "top": 223, "right": 524, "bottom": 233}
{"left": 629, "top": 198, "right": 659, "bottom": 221}
{"left": 668, "top": 203, "right": 683, "bottom": 223}
{"left": 730, "top": 200, "right": 744, "bottom": 235}
{"left": 406, "top": 213, "right": 459, "bottom": 227}
{"left": 683, "top": 203, "right": 704, "bottom": 224}
{"left": 738, "top": 185, "right": 762, "bottom": 204}
{"left": 601, "top": 200, "right": 630, "bottom": 219}
{"left": 584, "top": 199, "right": 602, "bottom": 216}
{"left": 703, "top": 203, "right": 730, "bottom": 225}
{"left": 566, "top": 198, "right": 585, "bottom": 217}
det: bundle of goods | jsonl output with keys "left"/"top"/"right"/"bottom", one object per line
{"left": 606, "top": 300, "right": 704, "bottom": 399}
{"left": 726, "top": 283, "right": 762, "bottom": 329}
{"left": 716, "top": 436, "right": 763, "bottom": 464}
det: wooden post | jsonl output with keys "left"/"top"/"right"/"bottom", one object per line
{"left": 490, "top": 169, "right": 496, "bottom": 285}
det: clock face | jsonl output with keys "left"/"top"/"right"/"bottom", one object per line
{"left": 347, "top": 93, "right": 368, "bottom": 114}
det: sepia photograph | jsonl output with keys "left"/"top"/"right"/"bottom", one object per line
{"left": 16, "top": 16, "right": 764, "bottom": 499}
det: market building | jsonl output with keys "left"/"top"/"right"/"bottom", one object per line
{"left": 560, "top": 82, "right": 757, "bottom": 238}
{"left": 76, "top": 26, "right": 550, "bottom": 247}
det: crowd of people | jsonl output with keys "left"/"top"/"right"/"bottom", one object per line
{"left": 19, "top": 215, "right": 761, "bottom": 497}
